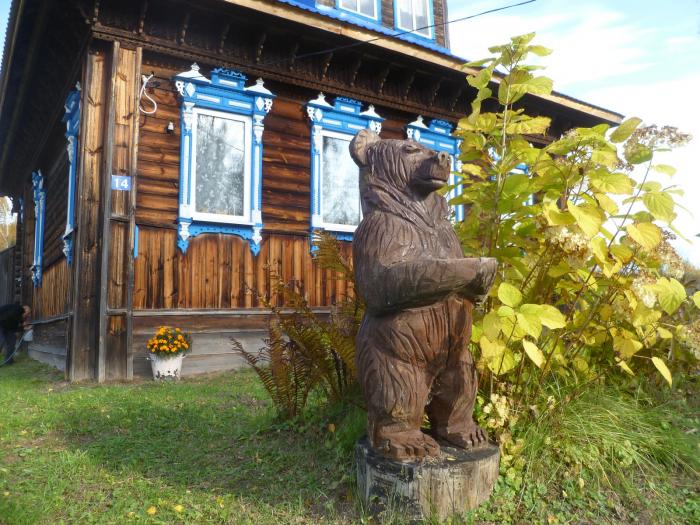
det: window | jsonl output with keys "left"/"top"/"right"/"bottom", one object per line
{"left": 338, "top": 0, "right": 379, "bottom": 20}
{"left": 174, "top": 64, "right": 274, "bottom": 255}
{"left": 31, "top": 170, "right": 45, "bottom": 287}
{"left": 62, "top": 84, "right": 80, "bottom": 265}
{"left": 307, "top": 94, "right": 383, "bottom": 242}
{"left": 396, "top": 0, "right": 433, "bottom": 38}
{"left": 406, "top": 116, "right": 463, "bottom": 220}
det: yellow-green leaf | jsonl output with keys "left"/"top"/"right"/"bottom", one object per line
{"left": 498, "top": 282, "right": 523, "bottom": 308}
{"left": 505, "top": 116, "right": 551, "bottom": 135}
{"left": 616, "top": 359, "right": 635, "bottom": 376}
{"left": 651, "top": 356, "right": 672, "bottom": 387}
{"left": 589, "top": 171, "right": 634, "bottom": 194}
{"left": 625, "top": 143, "right": 653, "bottom": 164}
{"left": 692, "top": 291, "right": 700, "bottom": 308}
{"left": 522, "top": 339, "right": 544, "bottom": 368}
{"left": 643, "top": 192, "right": 675, "bottom": 223}
{"left": 516, "top": 311, "right": 542, "bottom": 339}
{"left": 544, "top": 202, "right": 575, "bottom": 226}
{"left": 632, "top": 303, "right": 662, "bottom": 328}
{"left": 479, "top": 336, "right": 517, "bottom": 375}
{"left": 654, "top": 277, "right": 686, "bottom": 315}
{"left": 610, "top": 117, "right": 642, "bottom": 143}
{"left": 610, "top": 243, "right": 633, "bottom": 263}
{"left": 626, "top": 223, "right": 661, "bottom": 250}
{"left": 569, "top": 204, "right": 603, "bottom": 238}
{"left": 614, "top": 336, "right": 643, "bottom": 359}
{"left": 483, "top": 311, "right": 502, "bottom": 341}
{"left": 652, "top": 164, "right": 676, "bottom": 176}
{"left": 657, "top": 327, "right": 673, "bottom": 339}
{"left": 595, "top": 192, "right": 619, "bottom": 214}
{"left": 590, "top": 237, "right": 608, "bottom": 265}
{"left": 537, "top": 304, "right": 567, "bottom": 329}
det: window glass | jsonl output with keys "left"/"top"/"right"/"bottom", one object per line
{"left": 194, "top": 113, "right": 246, "bottom": 217}
{"left": 398, "top": 0, "right": 412, "bottom": 30}
{"left": 321, "top": 135, "right": 360, "bottom": 227}
{"left": 414, "top": 0, "right": 430, "bottom": 36}
{"left": 340, "top": 0, "right": 375, "bottom": 18}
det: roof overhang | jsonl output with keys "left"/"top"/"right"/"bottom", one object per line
{"left": 225, "top": 0, "right": 623, "bottom": 125}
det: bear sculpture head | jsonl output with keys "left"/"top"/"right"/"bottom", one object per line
{"left": 349, "top": 129, "right": 453, "bottom": 225}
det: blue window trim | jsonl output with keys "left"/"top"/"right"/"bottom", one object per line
{"left": 335, "top": 0, "right": 381, "bottom": 23}
{"left": 306, "top": 93, "right": 383, "bottom": 246}
{"left": 31, "top": 170, "right": 45, "bottom": 287}
{"left": 406, "top": 116, "right": 463, "bottom": 221}
{"left": 394, "top": 0, "right": 435, "bottom": 42}
{"left": 62, "top": 84, "right": 81, "bottom": 266}
{"left": 173, "top": 63, "right": 275, "bottom": 255}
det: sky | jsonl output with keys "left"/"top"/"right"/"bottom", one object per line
{"left": 0, "top": 0, "right": 697, "bottom": 261}
{"left": 446, "top": 0, "right": 700, "bottom": 263}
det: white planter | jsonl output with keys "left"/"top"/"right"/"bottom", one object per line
{"left": 149, "top": 353, "right": 185, "bottom": 380}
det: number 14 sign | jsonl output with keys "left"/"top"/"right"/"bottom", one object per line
{"left": 111, "top": 175, "right": 132, "bottom": 191}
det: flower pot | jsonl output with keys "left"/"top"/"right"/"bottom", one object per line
{"left": 149, "top": 353, "right": 185, "bottom": 380}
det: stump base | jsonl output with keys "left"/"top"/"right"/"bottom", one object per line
{"left": 355, "top": 436, "right": 499, "bottom": 521}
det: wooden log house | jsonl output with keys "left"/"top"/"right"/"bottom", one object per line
{"left": 0, "top": 0, "right": 622, "bottom": 381}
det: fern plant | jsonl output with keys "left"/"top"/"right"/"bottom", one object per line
{"left": 234, "top": 232, "right": 364, "bottom": 418}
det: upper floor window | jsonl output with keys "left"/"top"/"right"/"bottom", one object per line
{"left": 338, "top": 0, "right": 379, "bottom": 20}
{"left": 396, "top": 0, "right": 433, "bottom": 39}
{"left": 307, "top": 94, "right": 383, "bottom": 241}
{"left": 173, "top": 64, "right": 274, "bottom": 255}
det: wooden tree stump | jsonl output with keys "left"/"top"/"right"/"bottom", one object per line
{"left": 356, "top": 436, "right": 499, "bottom": 522}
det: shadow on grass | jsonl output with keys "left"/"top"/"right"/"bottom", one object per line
{"left": 49, "top": 372, "right": 354, "bottom": 513}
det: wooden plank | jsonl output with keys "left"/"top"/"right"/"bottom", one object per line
{"left": 69, "top": 48, "right": 106, "bottom": 381}
{"left": 97, "top": 41, "right": 120, "bottom": 382}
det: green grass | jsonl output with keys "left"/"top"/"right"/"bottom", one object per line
{"left": 1, "top": 357, "right": 698, "bottom": 524}
{"left": 0, "top": 358, "right": 358, "bottom": 524}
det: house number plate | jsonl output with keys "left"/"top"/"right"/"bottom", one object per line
{"left": 111, "top": 175, "right": 132, "bottom": 191}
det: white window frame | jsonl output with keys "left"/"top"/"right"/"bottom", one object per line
{"left": 189, "top": 107, "right": 253, "bottom": 225}
{"left": 395, "top": 0, "right": 434, "bottom": 39}
{"left": 318, "top": 128, "right": 363, "bottom": 233}
{"left": 338, "top": 0, "right": 379, "bottom": 20}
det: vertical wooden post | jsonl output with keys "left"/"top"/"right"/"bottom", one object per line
{"left": 69, "top": 47, "right": 107, "bottom": 381}
{"left": 99, "top": 42, "right": 142, "bottom": 381}
{"left": 69, "top": 41, "right": 141, "bottom": 382}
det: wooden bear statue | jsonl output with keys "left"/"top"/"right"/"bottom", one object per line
{"left": 350, "top": 129, "right": 498, "bottom": 461}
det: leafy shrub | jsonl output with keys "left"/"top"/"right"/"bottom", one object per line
{"left": 452, "top": 33, "right": 699, "bottom": 414}
{"left": 234, "top": 233, "right": 363, "bottom": 419}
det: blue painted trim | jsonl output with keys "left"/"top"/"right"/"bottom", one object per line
{"left": 31, "top": 171, "right": 45, "bottom": 287}
{"left": 393, "top": 0, "right": 435, "bottom": 41}
{"left": 335, "top": 0, "right": 381, "bottom": 23}
{"left": 306, "top": 94, "right": 383, "bottom": 249}
{"left": 134, "top": 225, "right": 139, "bottom": 259}
{"left": 173, "top": 64, "right": 275, "bottom": 255}
{"left": 406, "top": 116, "right": 463, "bottom": 220}
{"left": 276, "top": 0, "right": 456, "bottom": 57}
{"left": 62, "top": 85, "right": 81, "bottom": 266}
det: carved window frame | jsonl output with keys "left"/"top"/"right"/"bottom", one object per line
{"left": 306, "top": 94, "right": 383, "bottom": 242}
{"left": 337, "top": 0, "right": 381, "bottom": 22}
{"left": 406, "top": 116, "right": 463, "bottom": 221}
{"left": 31, "top": 170, "right": 45, "bottom": 287}
{"left": 174, "top": 63, "right": 274, "bottom": 255}
{"left": 62, "top": 84, "right": 81, "bottom": 266}
{"left": 394, "top": 0, "right": 435, "bottom": 40}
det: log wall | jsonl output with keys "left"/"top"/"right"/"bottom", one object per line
{"left": 133, "top": 57, "right": 427, "bottom": 311}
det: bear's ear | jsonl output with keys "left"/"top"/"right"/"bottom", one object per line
{"left": 349, "top": 129, "right": 380, "bottom": 168}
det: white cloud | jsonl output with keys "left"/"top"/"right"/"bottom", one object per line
{"left": 449, "top": 4, "right": 655, "bottom": 89}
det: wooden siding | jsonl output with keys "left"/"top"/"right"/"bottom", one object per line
{"left": 133, "top": 227, "right": 353, "bottom": 309}
{"left": 31, "top": 259, "right": 70, "bottom": 319}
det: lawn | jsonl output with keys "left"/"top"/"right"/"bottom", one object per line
{"left": 0, "top": 358, "right": 355, "bottom": 524}
{"left": 1, "top": 357, "right": 698, "bottom": 524}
